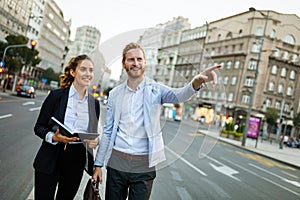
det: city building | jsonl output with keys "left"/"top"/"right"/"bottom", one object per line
{"left": 37, "top": 0, "right": 71, "bottom": 73}
{"left": 65, "top": 25, "right": 107, "bottom": 91}
{"left": 0, "top": 0, "right": 34, "bottom": 41}
{"left": 203, "top": 9, "right": 300, "bottom": 136}
{"left": 138, "top": 9, "right": 300, "bottom": 137}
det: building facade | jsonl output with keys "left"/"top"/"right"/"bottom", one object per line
{"left": 37, "top": 0, "right": 71, "bottom": 73}
{"left": 138, "top": 10, "right": 300, "bottom": 137}
{"left": 0, "top": 0, "right": 34, "bottom": 41}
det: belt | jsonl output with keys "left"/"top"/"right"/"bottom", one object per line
{"left": 112, "top": 149, "right": 148, "bottom": 161}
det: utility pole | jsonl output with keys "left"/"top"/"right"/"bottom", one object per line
{"left": 242, "top": 9, "right": 269, "bottom": 146}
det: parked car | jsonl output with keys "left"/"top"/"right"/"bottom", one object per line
{"left": 16, "top": 85, "right": 36, "bottom": 98}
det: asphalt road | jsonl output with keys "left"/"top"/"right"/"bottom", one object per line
{"left": 0, "top": 93, "right": 299, "bottom": 200}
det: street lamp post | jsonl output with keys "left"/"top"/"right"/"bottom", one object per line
{"left": 242, "top": 9, "right": 269, "bottom": 146}
{"left": 1, "top": 44, "right": 29, "bottom": 92}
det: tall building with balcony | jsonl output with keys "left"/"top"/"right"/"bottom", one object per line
{"left": 0, "top": 0, "right": 34, "bottom": 41}
{"left": 138, "top": 24, "right": 165, "bottom": 79}
{"left": 155, "top": 16, "right": 191, "bottom": 85}
{"left": 37, "top": 0, "right": 71, "bottom": 73}
{"left": 201, "top": 9, "right": 300, "bottom": 136}
{"left": 65, "top": 25, "right": 106, "bottom": 90}
{"left": 138, "top": 9, "right": 300, "bottom": 137}
{"left": 66, "top": 25, "right": 101, "bottom": 58}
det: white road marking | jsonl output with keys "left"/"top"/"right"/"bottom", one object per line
{"left": 0, "top": 113, "right": 13, "bottom": 119}
{"left": 170, "top": 170, "right": 183, "bottom": 182}
{"left": 166, "top": 146, "right": 207, "bottom": 176}
{"left": 22, "top": 102, "right": 35, "bottom": 106}
{"left": 209, "top": 163, "right": 241, "bottom": 182}
{"left": 176, "top": 186, "right": 192, "bottom": 200}
{"left": 203, "top": 154, "right": 240, "bottom": 181}
{"left": 29, "top": 107, "right": 41, "bottom": 111}
{"left": 249, "top": 163, "right": 300, "bottom": 188}
{"left": 222, "top": 158, "right": 300, "bottom": 196}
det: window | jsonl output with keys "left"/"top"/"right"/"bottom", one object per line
{"left": 202, "top": 91, "right": 207, "bottom": 98}
{"left": 245, "top": 77, "right": 254, "bottom": 87}
{"left": 275, "top": 101, "right": 280, "bottom": 109}
{"left": 192, "top": 69, "right": 197, "bottom": 76}
{"left": 292, "top": 54, "right": 298, "bottom": 63}
{"left": 221, "top": 92, "right": 226, "bottom": 100}
{"left": 228, "top": 93, "right": 233, "bottom": 102}
{"left": 280, "top": 68, "right": 287, "bottom": 77}
{"left": 231, "top": 76, "right": 237, "bottom": 85}
{"left": 226, "top": 61, "right": 232, "bottom": 69}
{"left": 265, "top": 99, "right": 271, "bottom": 107}
{"left": 271, "top": 65, "right": 277, "bottom": 74}
{"left": 283, "top": 51, "right": 289, "bottom": 60}
{"left": 255, "top": 27, "right": 263, "bottom": 36}
{"left": 208, "top": 91, "right": 212, "bottom": 98}
{"left": 226, "top": 32, "right": 232, "bottom": 39}
{"left": 242, "top": 94, "right": 250, "bottom": 103}
{"left": 219, "top": 62, "right": 224, "bottom": 69}
{"left": 234, "top": 61, "right": 240, "bottom": 69}
{"left": 248, "top": 60, "right": 257, "bottom": 70}
{"left": 239, "top": 43, "right": 243, "bottom": 51}
{"left": 274, "top": 48, "right": 280, "bottom": 57}
{"left": 270, "top": 29, "right": 276, "bottom": 38}
{"left": 287, "top": 86, "right": 293, "bottom": 96}
{"left": 283, "top": 34, "right": 295, "bottom": 45}
{"left": 238, "top": 29, "right": 243, "bottom": 37}
{"left": 290, "top": 70, "right": 295, "bottom": 80}
{"left": 268, "top": 82, "right": 274, "bottom": 91}
{"left": 217, "top": 34, "right": 221, "bottom": 41}
{"left": 185, "top": 69, "right": 190, "bottom": 77}
{"left": 278, "top": 84, "right": 283, "bottom": 93}
{"left": 224, "top": 76, "right": 228, "bottom": 85}
{"left": 251, "top": 43, "right": 260, "bottom": 53}
{"left": 284, "top": 103, "right": 289, "bottom": 113}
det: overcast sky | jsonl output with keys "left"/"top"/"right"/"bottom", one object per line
{"left": 56, "top": 0, "right": 299, "bottom": 42}
{"left": 55, "top": 0, "right": 299, "bottom": 80}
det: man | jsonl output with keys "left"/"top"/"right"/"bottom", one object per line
{"left": 93, "top": 42, "right": 221, "bottom": 200}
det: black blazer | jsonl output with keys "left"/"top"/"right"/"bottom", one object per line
{"left": 33, "top": 87, "right": 100, "bottom": 175}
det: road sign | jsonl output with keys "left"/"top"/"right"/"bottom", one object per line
{"left": 0, "top": 61, "right": 5, "bottom": 67}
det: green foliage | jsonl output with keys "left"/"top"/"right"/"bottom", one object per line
{"left": 233, "top": 132, "right": 243, "bottom": 138}
{"left": 0, "top": 34, "right": 41, "bottom": 73}
{"left": 42, "top": 68, "right": 61, "bottom": 83}
{"left": 293, "top": 112, "right": 300, "bottom": 128}
{"left": 225, "top": 122, "right": 234, "bottom": 131}
{"left": 265, "top": 107, "right": 279, "bottom": 125}
{"left": 236, "top": 125, "right": 245, "bottom": 133}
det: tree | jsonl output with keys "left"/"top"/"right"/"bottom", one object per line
{"left": 265, "top": 107, "right": 279, "bottom": 134}
{"left": 42, "top": 68, "right": 61, "bottom": 83}
{"left": 0, "top": 34, "right": 41, "bottom": 74}
{"left": 293, "top": 112, "right": 300, "bottom": 139}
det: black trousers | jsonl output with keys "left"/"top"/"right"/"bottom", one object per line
{"left": 34, "top": 144, "right": 86, "bottom": 200}
{"left": 105, "top": 150, "right": 156, "bottom": 200}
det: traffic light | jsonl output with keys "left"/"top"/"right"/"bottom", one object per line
{"left": 0, "top": 67, "right": 4, "bottom": 73}
{"left": 30, "top": 39, "right": 37, "bottom": 50}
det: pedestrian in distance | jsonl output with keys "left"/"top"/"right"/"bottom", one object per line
{"left": 33, "top": 54, "right": 100, "bottom": 200}
{"left": 92, "top": 42, "right": 222, "bottom": 200}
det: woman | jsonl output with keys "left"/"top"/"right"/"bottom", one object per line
{"left": 33, "top": 54, "right": 100, "bottom": 200}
